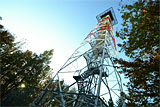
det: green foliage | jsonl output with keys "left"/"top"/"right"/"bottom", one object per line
{"left": 1, "top": 88, "right": 37, "bottom": 106}
{"left": 116, "top": 92, "right": 125, "bottom": 107}
{"left": 116, "top": 0, "right": 160, "bottom": 106}
{"left": 108, "top": 98, "right": 113, "bottom": 107}
{"left": 115, "top": 57, "right": 159, "bottom": 106}
{"left": 117, "top": 0, "right": 159, "bottom": 58}
{"left": 0, "top": 24, "right": 76, "bottom": 106}
{"left": 0, "top": 24, "right": 54, "bottom": 106}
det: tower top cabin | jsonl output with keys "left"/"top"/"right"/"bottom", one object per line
{"left": 96, "top": 7, "right": 118, "bottom": 26}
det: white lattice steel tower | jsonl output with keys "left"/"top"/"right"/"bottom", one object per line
{"left": 31, "top": 7, "right": 125, "bottom": 107}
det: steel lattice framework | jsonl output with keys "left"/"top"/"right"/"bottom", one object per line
{"left": 31, "top": 7, "right": 125, "bottom": 107}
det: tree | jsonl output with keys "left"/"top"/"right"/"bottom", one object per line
{"left": 0, "top": 24, "right": 54, "bottom": 106}
{"left": 116, "top": 0, "right": 159, "bottom": 106}
{"left": 0, "top": 24, "right": 76, "bottom": 106}
{"left": 116, "top": 92, "right": 125, "bottom": 107}
{"left": 108, "top": 98, "right": 113, "bottom": 107}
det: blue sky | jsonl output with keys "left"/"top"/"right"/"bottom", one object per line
{"left": 0, "top": 0, "right": 131, "bottom": 71}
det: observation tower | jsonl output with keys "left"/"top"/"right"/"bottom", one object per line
{"left": 31, "top": 7, "right": 125, "bottom": 107}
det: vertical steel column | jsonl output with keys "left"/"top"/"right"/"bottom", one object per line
{"left": 57, "top": 74, "right": 65, "bottom": 107}
{"left": 94, "top": 33, "right": 107, "bottom": 107}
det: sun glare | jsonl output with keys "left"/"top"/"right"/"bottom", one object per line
{"left": 21, "top": 84, "right": 25, "bottom": 88}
